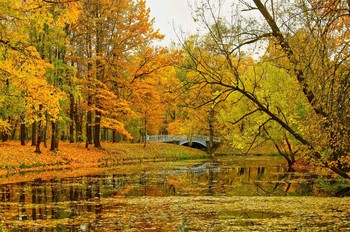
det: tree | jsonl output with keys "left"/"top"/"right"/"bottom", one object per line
{"left": 132, "top": 78, "right": 163, "bottom": 147}
{"left": 250, "top": 0, "right": 350, "bottom": 178}
{"left": 71, "top": 0, "right": 164, "bottom": 148}
{"left": 0, "top": 0, "right": 80, "bottom": 152}
{"left": 181, "top": 0, "right": 350, "bottom": 179}
{"left": 218, "top": 61, "right": 309, "bottom": 166}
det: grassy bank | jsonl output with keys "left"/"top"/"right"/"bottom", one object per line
{"left": 215, "top": 142, "right": 281, "bottom": 156}
{"left": 0, "top": 141, "right": 208, "bottom": 183}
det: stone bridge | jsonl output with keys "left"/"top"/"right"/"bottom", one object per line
{"left": 146, "top": 134, "right": 221, "bottom": 149}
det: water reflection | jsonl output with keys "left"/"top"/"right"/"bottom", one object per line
{"left": 0, "top": 156, "right": 340, "bottom": 231}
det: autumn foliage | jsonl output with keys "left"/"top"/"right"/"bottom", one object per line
{"left": 0, "top": 0, "right": 178, "bottom": 152}
{"left": 0, "top": 141, "right": 206, "bottom": 184}
{"left": 2, "top": 0, "right": 350, "bottom": 181}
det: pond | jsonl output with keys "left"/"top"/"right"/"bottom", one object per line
{"left": 0, "top": 156, "right": 349, "bottom": 231}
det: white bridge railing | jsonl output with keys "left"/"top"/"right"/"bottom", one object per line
{"left": 146, "top": 134, "right": 221, "bottom": 143}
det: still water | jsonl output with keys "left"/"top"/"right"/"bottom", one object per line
{"left": 0, "top": 156, "right": 349, "bottom": 231}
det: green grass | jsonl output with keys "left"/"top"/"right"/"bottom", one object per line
{"left": 19, "top": 162, "right": 46, "bottom": 169}
{"left": 215, "top": 142, "right": 282, "bottom": 156}
{"left": 103, "top": 142, "right": 209, "bottom": 161}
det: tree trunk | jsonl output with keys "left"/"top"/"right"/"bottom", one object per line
{"left": 11, "top": 119, "right": 18, "bottom": 140}
{"left": 50, "top": 121, "right": 57, "bottom": 151}
{"left": 143, "top": 117, "right": 147, "bottom": 147}
{"left": 102, "top": 128, "right": 108, "bottom": 141}
{"left": 2, "top": 133, "right": 8, "bottom": 142}
{"left": 35, "top": 105, "right": 43, "bottom": 153}
{"left": 34, "top": 126, "right": 42, "bottom": 153}
{"left": 94, "top": 7, "right": 103, "bottom": 149}
{"left": 69, "top": 93, "right": 74, "bottom": 143}
{"left": 252, "top": 0, "right": 350, "bottom": 179}
{"left": 85, "top": 29, "right": 93, "bottom": 148}
{"left": 85, "top": 96, "right": 93, "bottom": 148}
{"left": 1, "top": 117, "right": 9, "bottom": 141}
{"left": 43, "top": 129, "right": 47, "bottom": 148}
{"left": 112, "top": 130, "right": 117, "bottom": 143}
{"left": 207, "top": 106, "right": 215, "bottom": 154}
{"left": 94, "top": 110, "right": 101, "bottom": 148}
{"left": 43, "top": 112, "right": 48, "bottom": 148}
{"left": 20, "top": 123, "right": 26, "bottom": 146}
{"left": 31, "top": 122, "right": 37, "bottom": 146}
{"left": 75, "top": 99, "right": 83, "bottom": 142}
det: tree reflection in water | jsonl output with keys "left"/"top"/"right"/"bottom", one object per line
{"left": 0, "top": 156, "right": 347, "bottom": 231}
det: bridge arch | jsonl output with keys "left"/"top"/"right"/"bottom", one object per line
{"left": 179, "top": 140, "right": 207, "bottom": 149}
{"left": 146, "top": 135, "right": 220, "bottom": 151}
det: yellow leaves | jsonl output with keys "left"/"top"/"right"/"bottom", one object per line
{"left": 26, "top": 81, "right": 65, "bottom": 123}
{"left": 101, "top": 118, "right": 133, "bottom": 140}
{"left": 168, "top": 119, "right": 185, "bottom": 135}
{"left": 0, "top": 37, "right": 64, "bottom": 123}
{"left": 0, "top": 119, "right": 11, "bottom": 135}
{"left": 131, "top": 78, "right": 164, "bottom": 132}
{"left": 0, "top": 142, "right": 206, "bottom": 184}
{"left": 56, "top": 1, "right": 82, "bottom": 25}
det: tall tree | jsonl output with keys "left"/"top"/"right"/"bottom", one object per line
{"left": 71, "top": 0, "right": 164, "bottom": 148}
{"left": 181, "top": 0, "right": 350, "bottom": 179}
{"left": 0, "top": 0, "right": 74, "bottom": 152}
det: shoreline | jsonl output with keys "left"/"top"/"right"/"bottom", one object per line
{"left": 0, "top": 141, "right": 208, "bottom": 184}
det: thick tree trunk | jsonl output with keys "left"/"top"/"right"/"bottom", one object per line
{"left": 34, "top": 128, "right": 42, "bottom": 153}
{"left": 2, "top": 133, "right": 8, "bottom": 142}
{"left": 31, "top": 122, "right": 37, "bottom": 146}
{"left": 43, "top": 130, "right": 47, "bottom": 148}
{"left": 50, "top": 121, "right": 58, "bottom": 151}
{"left": 94, "top": 110, "right": 101, "bottom": 148}
{"left": 20, "top": 123, "right": 26, "bottom": 146}
{"left": 112, "top": 130, "right": 117, "bottom": 143}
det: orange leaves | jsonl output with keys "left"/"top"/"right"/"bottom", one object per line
{"left": 0, "top": 141, "right": 110, "bottom": 178}
{"left": 168, "top": 119, "right": 185, "bottom": 135}
{"left": 131, "top": 77, "right": 164, "bottom": 134}
{"left": 56, "top": 1, "right": 82, "bottom": 25}
{"left": 0, "top": 142, "right": 206, "bottom": 185}
{"left": 68, "top": 0, "right": 171, "bottom": 142}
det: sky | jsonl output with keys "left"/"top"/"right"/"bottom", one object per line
{"left": 146, "top": 0, "right": 198, "bottom": 46}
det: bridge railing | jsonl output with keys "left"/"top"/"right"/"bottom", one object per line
{"left": 146, "top": 134, "right": 221, "bottom": 143}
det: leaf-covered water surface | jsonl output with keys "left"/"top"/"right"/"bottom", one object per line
{"left": 0, "top": 157, "right": 349, "bottom": 231}
{"left": 1, "top": 196, "right": 349, "bottom": 231}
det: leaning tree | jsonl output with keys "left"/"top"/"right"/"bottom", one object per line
{"left": 181, "top": 0, "right": 350, "bottom": 179}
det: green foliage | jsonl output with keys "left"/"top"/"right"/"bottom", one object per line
{"left": 217, "top": 61, "right": 308, "bottom": 154}
{"left": 315, "top": 177, "right": 349, "bottom": 196}
{"left": 19, "top": 163, "right": 26, "bottom": 169}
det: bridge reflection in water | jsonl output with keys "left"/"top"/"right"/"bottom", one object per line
{"left": 1, "top": 156, "right": 320, "bottom": 231}
{"left": 146, "top": 134, "right": 221, "bottom": 149}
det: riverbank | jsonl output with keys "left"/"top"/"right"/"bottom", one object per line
{"left": 0, "top": 141, "right": 208, "bottom": 184}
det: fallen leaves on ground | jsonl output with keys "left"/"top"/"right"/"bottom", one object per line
{"left": 0, "top": 141, "right": 207, "bottom": 184}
